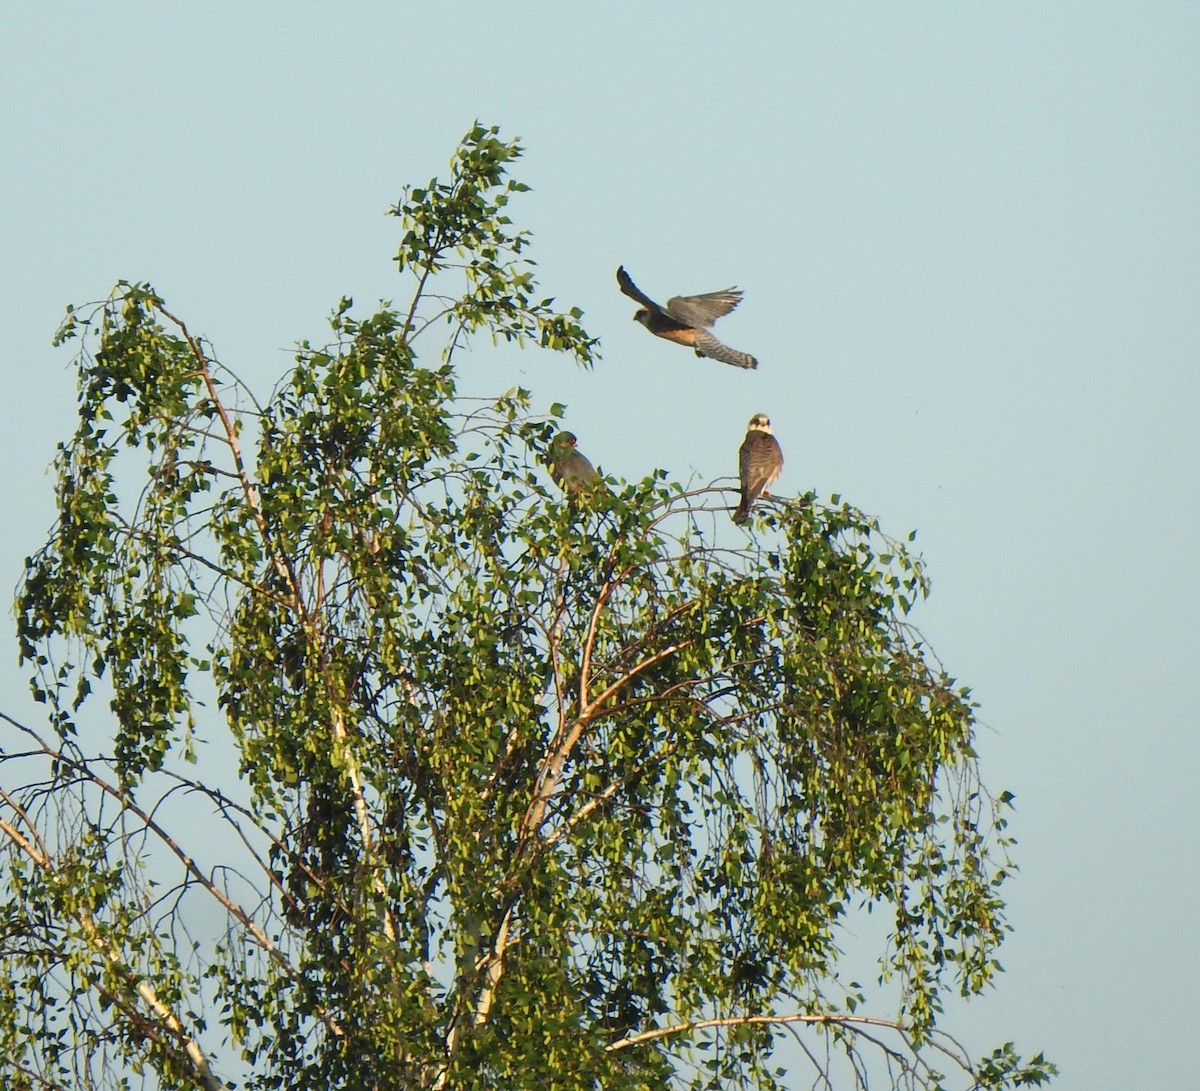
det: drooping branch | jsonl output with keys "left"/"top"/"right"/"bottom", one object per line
{"left": 606, "top": 1011, "right": 986, "bottom": 1090}
{"left": 0, "top": 812, "right": 226, "bottom": 1091}
{"left": 0, "top": 712, "right": 346, "bottom": 1040}
{"left": 152, "top": 302, "right": 301, "bottom": 609}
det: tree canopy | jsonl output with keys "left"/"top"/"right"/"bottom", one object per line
{"left": 1, "top": 123, "right": 1053, "bottom": 1090}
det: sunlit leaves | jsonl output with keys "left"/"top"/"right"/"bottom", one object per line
{"left": 391, "top": 123, "right": 599, "bottom": 368}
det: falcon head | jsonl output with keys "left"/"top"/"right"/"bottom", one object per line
{"left": 632, "top": 309, "right": 652, "bottom": 327}
{"left": 747, "top": 413, "right": 773, "bottom": 433}
{"left": 550, "top": 431, "right": 579, "bottom": 455}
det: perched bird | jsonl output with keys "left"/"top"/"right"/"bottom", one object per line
{"left": 733, "top": 414, "right": 783, "bottom": 524}
{"left": 617, "top": 266, "right": 758, "bottom": 370}
{"left": 547, "top": 431, "right": 602, "bottom": 495}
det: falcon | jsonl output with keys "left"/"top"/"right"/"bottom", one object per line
{"left": 617, "top": 265, "right": 758, "bottom": 370}
{"left": 733, "top": 413, "right": 783, "bottom": 524}
{"left": 547, "top": 431, "right": 602, "bottom": 495}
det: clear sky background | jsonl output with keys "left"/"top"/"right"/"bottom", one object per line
{"left": 2, "top": 4, "right": 1197, "bottom": 1088}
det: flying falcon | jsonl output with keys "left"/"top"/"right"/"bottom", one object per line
{"left": 547, "top": 431, "right": 602, "bottom": 495}
{"left": 617, "top": 266, "right": 759, "bottom": 370}
{"left": 733, "top": 413, "right": 783, "bottom": 524}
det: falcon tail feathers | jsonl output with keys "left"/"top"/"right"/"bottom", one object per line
{"left": 692, "top": 328, "right": 758, "bottom": 370}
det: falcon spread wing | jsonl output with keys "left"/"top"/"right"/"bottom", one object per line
{"left": 616, "top": 265, "right": 662, "bottom": 313}
{"left": 663, "top": 287, "right": 744, "bottom": 329}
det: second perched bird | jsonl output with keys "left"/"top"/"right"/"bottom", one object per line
{"left": 617, "top": 265, "right": 759, "bottom": 370}
{"left": 733, "top": 414, "right": 783, "bottom": 524}
{"left": 547, "top": 431, "right": 602, "bottom": 495}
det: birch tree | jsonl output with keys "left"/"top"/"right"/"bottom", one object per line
{"left": 1, "top": 124, "right": 1053, "bottom": 1091}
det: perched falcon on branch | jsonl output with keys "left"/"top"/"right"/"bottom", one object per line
{"left": 547, "top": 431, "right": 602, "bottom": 495}
{"left": 617, "top": 266, "right": 759, "bottom": 370}
{"left": 733, "top": 413, "right": 783, "bottom": 524}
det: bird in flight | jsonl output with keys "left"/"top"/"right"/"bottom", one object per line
{"left": 617, "top": 266, "right": 758, "bottom": 370}
{"left": 547, "top": 431, "right": 602, "bottom": 496}
{"left": 733, "top": 414, "right": 783, "bottom": 524}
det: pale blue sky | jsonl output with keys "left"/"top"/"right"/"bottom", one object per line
{"left": 2, "top": 4, "right": 1197, "bottom": 1088}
